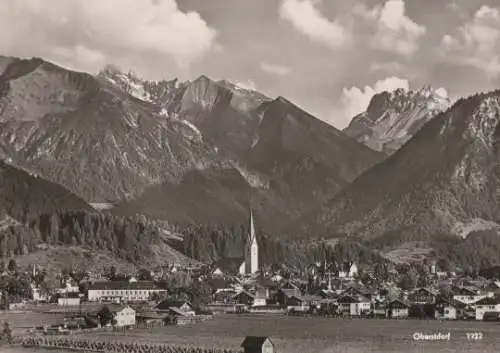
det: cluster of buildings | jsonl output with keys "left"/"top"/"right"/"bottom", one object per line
{"left": 207, "top": 271, "right": 500, "bottom": 321}
{"left": 10, "top": 211, "right": 500, "bottom": 328}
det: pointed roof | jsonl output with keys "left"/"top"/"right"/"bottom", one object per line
{"left": 248, "top": 209, "right": 256, "bottom": 243}
{"left": 241, "top": 336, "right": 273, "bottom": 348}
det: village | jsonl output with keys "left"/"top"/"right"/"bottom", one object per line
{"left": 2, "top": 212, "right": 500, "bottom": 341}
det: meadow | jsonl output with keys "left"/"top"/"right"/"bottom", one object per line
{"left": 5, "top": 314, "right": 500, "bottom": 353}
{"left": 0, "top": 310, "right": 66, "bottom": 334}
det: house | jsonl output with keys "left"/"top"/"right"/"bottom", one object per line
{"left": 301, "top": 294, "right": 322, "bottom": 310}
{"left": 233, "top": 291, "right": 255, "bottom": 306}
{"left": 206, "top": 277, "right": 236, "bottom": 293}
{"left": 337, "top": 295, "right": 371, "bottom": 317}
{"left": 286, "top": 296, "right": 309, "bottom": 312}
{"left": 373, "top": 300, "right": 387, "bottom": 318}
{"left": 108, "top": 305, "right": 136, "bottom": 327}
{"left": 57, "top": 292, "right": 81, "bottom": 306}
{"left": 275, "top": 285, "right": 302, "bottom": 307}
{"left": 342, "top": 286, "right": 372, "bottom": 300}
{"left": 450, "top": 300, "right": 475, "bottom": 320}
{"left": 55, "top": 280, "right": 80, "bottom": 295}
{"left": 241, "top": 336, "right": 275, "bottom": 353}
{"left": 387, "top": 299, "right": 409, "bottom": 319}
{"left": 408, "top": 288, "right": 438, "bottom": 304}
{"left": 338, "top": 262, "right": 358, "bottom": 280}
{"left": 318, "top": 289, "right": 337, "bottom": 299}
{"left": 88, "top": 279, "right": 167, "bottom": 302}
{"left": 31, "top": 284, "right": 48, "bottom": 302}
{"left": 213, "top": 289, "right": 238, "bottom": 304}
{"left": 434, "top": 298, "right": 457, "bottom": 320}
{"left": 285, "top": 294, "right": 321, "bottom": 312}
{"left": 452, "top": 287, "right": 485, "bottom": 305}
{"left": 319, "top": 300, "right": 338, "bottom": 315}
{"left": 212, "top": 258, "right": 245, "bottom": 276}
{"left": 253, "top": 287, "right": 269, "bottom": 307}
{"left": 474, "top": 297, "right": 500, "bottom": 321}
{"left": 484, "top": 281, "right": 500, "bottom": 297}
{"left": 157, "top": 299, "right": 195, "bottom": 316}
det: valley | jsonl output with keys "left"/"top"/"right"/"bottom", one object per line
{"left": 0, "top": 56, "right": 500, "bottom": 274}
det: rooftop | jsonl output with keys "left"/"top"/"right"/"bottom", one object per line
{"left": 89, "top": 281, "right": 160, "bottom": 290}
{"left": 241, "top": 336, "right": 273, "bottom": 348}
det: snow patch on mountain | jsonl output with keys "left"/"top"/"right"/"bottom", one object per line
{"left": 231, "top": 162, "right": 270, "bottom": 189}
{"left": 179, "top": 119, "right": 202, "bottom": 137}
{"left": 102, "top": 69, "right": 152, "bottom": 103}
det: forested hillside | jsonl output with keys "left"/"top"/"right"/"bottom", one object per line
{"left": 0, "top": 211, "right": 192, "bottom": 266}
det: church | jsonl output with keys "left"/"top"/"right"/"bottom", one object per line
{"left": 239, "top": 210, "right": 259, "bottom": 275}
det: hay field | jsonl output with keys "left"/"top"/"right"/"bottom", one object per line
{"left": 79, "top": 315, "right": 500, "bottom": 353}
{"left": 0, "top": 310, "right": 66, "bottom": 334}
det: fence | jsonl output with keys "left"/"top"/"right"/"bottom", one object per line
{"left": 19, "top": 336, "right": 242, "bottom": 353}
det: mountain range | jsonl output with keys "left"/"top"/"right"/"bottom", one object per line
{"left": 290, "top": 91, "right": 500, "bottom": 256}
{"left": 0, "top": 56, "right": 381, "bottom": 233}
{"left": 2, "top": 55, "right": 500, "bottom": 269}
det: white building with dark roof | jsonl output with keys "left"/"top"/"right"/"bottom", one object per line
{"left": 108, "top": 305, "right": 136, "bottom": 327}
{"left": 88, "top": 279, "right": 167, "bottom": 302}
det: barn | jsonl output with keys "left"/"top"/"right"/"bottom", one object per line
{"left": 241, "top": 336, "right": 275, "bottom": 353}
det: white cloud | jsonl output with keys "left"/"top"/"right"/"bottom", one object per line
{"left": 447, "top": 1, "right": 460, "bottom": 12}
{"left": 333, "top": 76, "right": 410, "bottom": 129}
{"left": 441, "top": 5, "right": 500, "bottom": 77}
{"left": 259, "top": 62, "right": 291, "bottom": 76}
{"left": 355, "top": 0, "right": 426, "bottom": 57}
{"left": 279, "top": 0, "right": 351, "bottom": 49}
{"left": 435, "top": 87, "right": 448, "bottom": 99}
{"left": 0, "top": 0, "right": 218, "bottom": 74}
{"left": 369, "top": 61, "right": 403, "bottom": 73}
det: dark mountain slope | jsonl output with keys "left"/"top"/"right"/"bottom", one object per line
{"left": 290, "top": 90, "right": 500, "bottom": 244}
{"left": 247, "top": 96, "right": 380, "bottom": 181}
{"left": 114, "top": 97, "right": 383, "bottom": 231}
{"left": 0, "top": 160, "right": 193, "bottom": 266}
{"left": 242, "top": 97, "right": 382, "bottom": 212}
{"left": 113, "top": 163, "right": 255, "bottom": 226}
{"left": 0, "top": 57, "right": 217, "bottom": 202}
{"left": 0, "top": 160, "right": 91, "bottom": 222}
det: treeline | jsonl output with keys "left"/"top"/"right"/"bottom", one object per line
{"left": 432, "top": 230, "right": 500, "bottom": 274}
{"left": 0, "top": 160, "right": 91, "bottom": 223}
{"left": 180, "top": 224, "right": 388, "bottom": 269}
{"left": 0, "top": 211, "right": 163, "bottom": 263}
{"left": 181, "top": 224, "right": 300, "bottom": 266}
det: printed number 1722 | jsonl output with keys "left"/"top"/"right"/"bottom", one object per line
{"left": 466, "top": 333, "right": 483, "bottom": 340}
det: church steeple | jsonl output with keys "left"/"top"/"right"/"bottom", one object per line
{"left": 244, "top": 209, "right": 259, "bottom": 275}
{"left": 248, "top": 209, "right": 255, "bottom": 244}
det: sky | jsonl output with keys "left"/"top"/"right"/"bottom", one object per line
{"left": 1, "top": 0, "right": 500, "bottom": 129}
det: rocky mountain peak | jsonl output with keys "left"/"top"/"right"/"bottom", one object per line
{"left": 464, "top": 93, "right": 500, "bottom": 147}
{"left": 344, "top": 85, "right": 452, "bottom": 154}
{"left": 291, "top": 89, "right": 500, "bottom": 245}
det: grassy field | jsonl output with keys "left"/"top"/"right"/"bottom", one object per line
{"left": 5, "top": 314, "right": 500, "bottom": 352}
{"left": 0, "top": 310, "right": 70, "bottom": 338}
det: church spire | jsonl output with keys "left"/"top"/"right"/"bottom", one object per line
{"left": 249, "top": 209, "right": 255, "bottom": 243}
{"left": 244, "top": 208, "right": 259, "bottom": 275}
